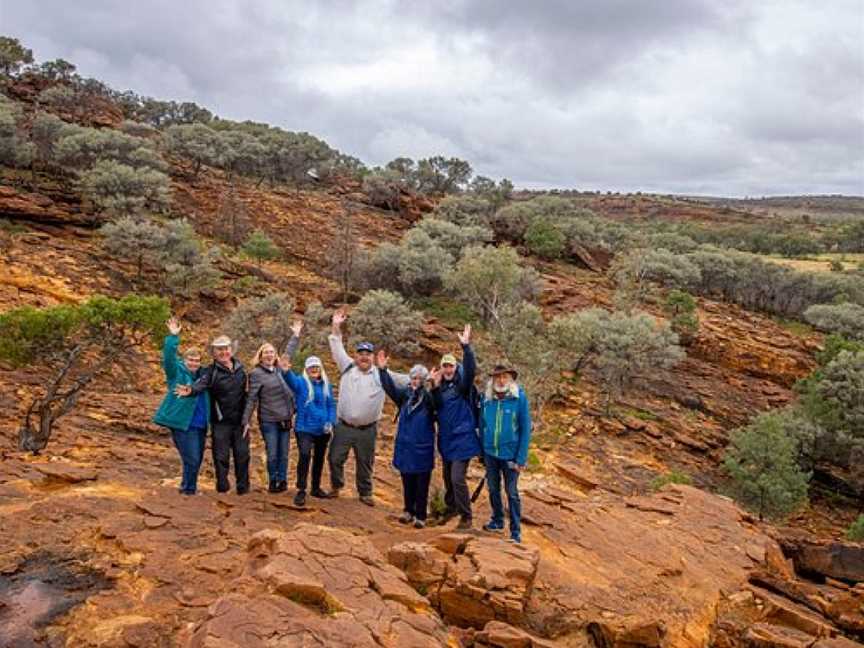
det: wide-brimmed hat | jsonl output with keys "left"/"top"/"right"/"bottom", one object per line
{"left": 440, "top": 353, "right": 457, "bottom": 367}
{"left": 211, "top": 335, "right": 233, "bottom": 348}
{"left": 488, "top": 364, "right": 518, "bottom": 380}
{"left": 356, "top": 341, "right": 375, "bottom": 353}
{"left": 305, "top": 355, "right": 323, "bottom": 369}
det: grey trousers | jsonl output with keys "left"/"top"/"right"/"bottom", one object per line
{"left": 328, "top": 421, "right": 377, "bottom": 496}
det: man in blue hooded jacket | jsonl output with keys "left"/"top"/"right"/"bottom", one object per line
{"left": 430, "top": 324, "right": 481, "bottom": 530}
{"left": 479, "top": 364, "right": 531, "bottom": 544}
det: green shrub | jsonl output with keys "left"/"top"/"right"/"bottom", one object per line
{"left": 524, "top": 219, "right": 566, "bottom": 259}
{"left": 664, "top": 289, "right": 699, "bottom": 343}
{"left": 241, "top": 229, "right": 279, "bottom": 266}
{"left": 723, "top": 411, "right": 811, "bottom": 521}
{"left": 847, "top": 515, "right": 864, "bottom": 541}
{"left": 649, "top": 470, "right": 692, "bottom": 491}
{"left": 349, "top": 290, "right": 423, "bottom": 355}
{"left": 803, "top": 303, "right": 864, "bottom": 341}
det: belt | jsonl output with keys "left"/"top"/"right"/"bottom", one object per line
{"left": 339, "top": 418, "right": 376, "bottom": 430}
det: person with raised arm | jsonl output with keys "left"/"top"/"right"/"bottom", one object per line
{"left": 429, "top": 324, "right": 481, "bottom": 530}
{"left": 175, "top": 335, "right": 249, "bottom": 494}
{"left": 153, "top": 316, "right": 210, "bottom": 495}
{"left": 280, "top": 320, "right": 337, "bottom": 507}
{"left": 376, "top": 350, "right": 436, "bottom": 528}
{"left": 240, "top": 342, "right": 295, "bottom": 494}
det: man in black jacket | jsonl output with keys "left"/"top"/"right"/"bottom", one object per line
{"left": 176, "top": 336, "right": 249, "bottom": 494}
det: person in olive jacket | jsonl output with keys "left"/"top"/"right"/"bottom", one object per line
{"left": 153, "top": 317, "right": 210, "bottom": 495}
{"left": 176, "top": 335, "right": 249, "bottom": 494}
{"left": 241, "top": 342, "right": 296, "bottom": 494}
{"left": 376, "top": 351, "right": 436, "bottom": 529}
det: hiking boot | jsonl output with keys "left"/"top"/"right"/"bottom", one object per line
{"left": 359, "top": 495, "right": 376, "bottom": 507}
{"left": 324, "top": 488, "right": 341, "bottom": 499}
{"left": 277, "top": 481, "right": 288, "bottom": 493}
{"left": 482, "top": 521, "right": 504, "bottom": 533}
{"left": 455, "top": 516, "right": 473, "bottom": 531}
{"left": 293, "top": 490, "right": 307, "bottom": 507}
{"left": 268, "top": 482, "right": 279, "bottom": 494}
{"left": 398, "top": 512, "right": 414, "bottom": 525}
{"left": 310, "top": 488, "right": 329, "bottom": 498}
{"left": 413, "top": 519, "right": 426, "bottom": 529}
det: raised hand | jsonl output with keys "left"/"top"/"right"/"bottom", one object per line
{"left": 375, "top": 350, "right": 389, "bottom": 368}
{"left": 290, "top": 319, "right": 303, "bottom": 338}
{"left": 429, "top": 367, "right": 443, "bottom": 387}
{"left": 174, "top": 384, "right": 192, "bottom": 397}
{"left": 167, "top": 316, "right": 182, "bottom": 336}
{"left": 332, "top": 309, "right": 347, "bottom": 332}
{"left": 458, "top": 323, "right": 472, "bottom": 346}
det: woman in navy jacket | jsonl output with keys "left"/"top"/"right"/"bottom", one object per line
{"left": 376, "top": 350, "right": 436, "bottom": 528}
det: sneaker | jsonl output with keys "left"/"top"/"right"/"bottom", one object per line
{"left": 413, "top": 519, "right": 426, "bottom": 529}
{"left": 359, "top": 495, "right": 376, "bottom": 507}
{"left": 482, "top": 521, "right": 504, "bottom": 533}
{"left": 310, "top": 488, "right": 329, "bottom": 498}
{"left": 324, "top": 488, "right": 341, "bottom": 499}
{"left": 268, "top": 482, "right": 279, "bottom": 494}
{"left": 294, "top": 490, "right": 307, "bottom": 507}
{"left": 455, "top": 516, "right": 473, "bottom": 531}
{"left": 398, "top": 512, "right": 414, "bottom": 524}
{"left": 508, "top": 535, "right": 522, "bottom": 544}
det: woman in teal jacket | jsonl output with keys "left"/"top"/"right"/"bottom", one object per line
{"left": 153, "top": 317, "right": 211, "bottom": 495}
{"left": 479, "top": 364, "right": 531, "bottom": 543}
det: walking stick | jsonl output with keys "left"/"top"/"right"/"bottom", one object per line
{"left": 471, "top": 476, "right": 485, "bottom": 502}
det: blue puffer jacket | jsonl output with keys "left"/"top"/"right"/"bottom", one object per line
{"left": 479, "top": 383, "right": 532, "bottom": 466}
{"left": 153, "top": 335, "right": 210, "bottom": 431}
{"left": 431, "top": 344, "right": 481, "bottom": 462}
{"left": 282, "top": 370, "right": 336, "bottom": 435}
{"left": 380, "top": 368, "right": 436, "bottom": 474}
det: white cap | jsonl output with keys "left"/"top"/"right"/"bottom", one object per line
{"left": 305, "top": 355, "right": 323, "bottom": 369}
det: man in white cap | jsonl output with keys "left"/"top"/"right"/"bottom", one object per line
{"left": 176, "top": 335, "right": 249, "bottom": 494}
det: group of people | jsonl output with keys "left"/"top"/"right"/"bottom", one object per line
{"left": 153, "top": 309, "right": 532, "bottom": 543}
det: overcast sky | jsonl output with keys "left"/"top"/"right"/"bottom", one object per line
{"left": 2, "top": 1, "right": 862, "bottom": 196}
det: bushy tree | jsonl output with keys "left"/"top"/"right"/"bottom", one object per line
{"left": 362, "top": 169, "right": 405, "bottom": 211}
{"left": 224, "top": 293, "right": 296, "bottom": 355}
{"left": 0, "top": 295, "right": 169, "bottom": 452}
{"left": 0, "top": 36, "right": 34, "bottom": 76}
{"left": 163, "top": 122, "right": 221, "bottom": 178}
{"left": 664, "top": 289, "right": 699, "bottom": 344}
{"left": 612, "top": 248, "right": 702, "bottom": 309}
{"left": 159, "top": 219, "right": 221, "bottom": 296}
{"left": 30, "top": 111, "right": 70, "bottom": 168}
{"left": 444, "top": 245, "right": 541, "bottom": 325}
{"left": 0, "top": 97, "right": 34, "bottom": 167}
{"left": 242, "top": 229, "right": 279, "bottom": 266}
{"left": 646, "top": 232, "right": 699, "bottom": 254}
{"left": 432, "top": 195, "right": 495, "bottom": 227}
{"left": 491, "top": 195, "right": 579, "bottom": 242}
{"left": 81, "top": 160, "right": 171, "bottom": 216}
{"left": 803, "top": 302, "right": 864, "bottom": 341}
{"left": 414, "top": 156, "right": 472, "bottom": 194}
{"left": 556, "top": 309, "right": 684, "bottom": 412}
{"left": 723, "top": 412, "right": 811, "bottom": 521}
{"left": 100, "top": 216, "right": 166, "bottom": 280}
{"left": 812, "top": 350, "right": 864, "bottom": 444}
{"left": 524, "top": 219, "right": 566, "bottom": 259}
{"left": 349, "top": 290, "right": 422, "bottom": 355}
{"left": 412, "top": 218, "right": 493, "bottom": 259}
{"left": 469, "top": 176, "right": 513, "bottom": 208}
{"left": 38, "top": 85, "right": 81, "bottom": 116}
{"left": 38, "top": 58, "right": 77, "bottom": 81}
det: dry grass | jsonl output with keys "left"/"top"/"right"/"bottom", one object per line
{"left": 765, "top": 253, "right": 864, "bottom": 273}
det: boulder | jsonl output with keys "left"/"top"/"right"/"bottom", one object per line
{"left": 779, "top": 536, "right": 864, "bottom": 584}
{"left": 185, "top": 524, "right": 452, "bottom": 647}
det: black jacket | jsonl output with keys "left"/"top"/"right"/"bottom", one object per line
{"left": 190, "top": 359, "right": 248, "bottom": 425}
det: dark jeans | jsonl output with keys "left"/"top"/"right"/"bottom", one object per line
{"left": 296, "top": 431, "right": 330, "bottom": 492}
{"left": 328, "top": 421, "right": 377, "bottom": 496}
{"left": 171, "top": 427, "right": 206, "bottom": 494}
{"left": 401, "top": 471, "right": 432, "bottom": 520}
{"left": 261, "top": 421, "right": 290, "bottom": 484}
{"left": 212, "top": 421, "right": 250, "bottom": 493}
{"left": 485, "top": 455, "right": 522, "bottom": 538}
{"left": 443, "top": 458, "right": 472, "bottom": 520}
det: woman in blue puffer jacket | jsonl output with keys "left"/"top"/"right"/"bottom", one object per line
{"left": 280, "top": 322, "right": 337, "bottom": 507}
{"left": 153, "top": 317, "right": 210, "bottom": 495}
{"left": 376, "top": 350, "right": 436, "bottom": 529}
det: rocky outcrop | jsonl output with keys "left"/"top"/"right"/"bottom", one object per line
{"left": 0, "top": 185, "right": 96, "bottom": 226}
{"left": 778, "top": 534, "right": 864, "bottom": 584}
{"left": 389, "top": 533, "right": 540, "bottom": 629}
{"left": 184, "top": 524, "right": 454, "bottom": 647}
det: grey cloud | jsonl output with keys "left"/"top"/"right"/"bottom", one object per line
{"left": 0, "top": 0, "right": 861, "bottom": 196}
